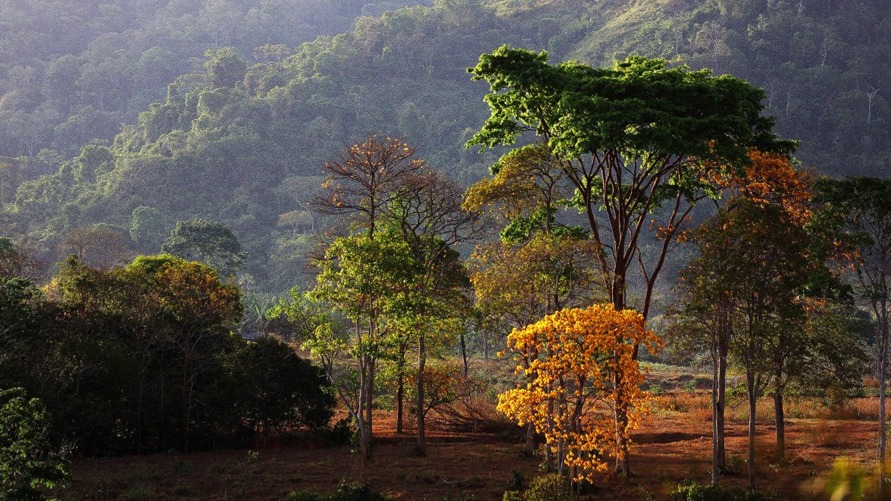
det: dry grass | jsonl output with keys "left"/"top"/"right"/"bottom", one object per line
{"left": 62, "top": 390, "right": 891, "bottom": 500}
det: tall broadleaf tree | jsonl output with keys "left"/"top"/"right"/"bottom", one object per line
{"left": 387, "top": 170, "right": 476, "bottom": 455}
{"left": 467, "top": 46, "right": 794, "bottom": 473}
{"left": 162, "top": 219, "right": 246, "bottom": 280}
{"left": 308, "top": 234, "right": 419, "bottom": 476}
{"left": 305, "top": 135, "right": 426, "bottom": 475}
{"left": 668, "top": 150, "right": 816, "bottom": 485}
{"left": 812, "top": 177, "right": 891, "bottom": 487}
{"left": 678, "top": 200, "right": 812, "bottom": 490}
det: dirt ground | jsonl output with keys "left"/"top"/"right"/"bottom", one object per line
{"left": 63, "top": 396, "right": 882, "bottom": 500}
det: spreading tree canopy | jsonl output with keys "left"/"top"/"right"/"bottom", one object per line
{"left": 468, "top": 45, "right": 794, "bottom": 474}
{"left": 468, "top": 45, "right": 795, "bottom": 316}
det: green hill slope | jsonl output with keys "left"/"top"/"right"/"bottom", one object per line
{"left": 3, "top": 0, "right": 888, "bottom": 291}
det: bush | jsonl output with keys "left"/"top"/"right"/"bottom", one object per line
{"left": 284, "top": 482, "right": 387, "bottom": 501}
{"left": 329, "top": 481, "right": 387, "bottom": 501}
{"left": 503, "top": 474, "right": 577, "bottom": 501}
{"left": 671, "top": 481, "right": 774, "bottom": 501}
{"left": 525, "top": 474, "right": 577, "bottom": 501}
{"left": 284, "top": 491, "right": 324, "bottom": 501}
{"left": 0, "top": 388, "right": 71, "bottom": 500}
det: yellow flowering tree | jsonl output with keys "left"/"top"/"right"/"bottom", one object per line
{"left": 497, "top": 305, "right": 661, "bottom": 484}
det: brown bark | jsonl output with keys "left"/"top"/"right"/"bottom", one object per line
{"left": 711, "top": 338, "right": 728, "bottom": 485}
{"left": 774, "top": 378, "right": 786, "bottom": 462}
{"left": 396, "top": 375, "right": 404, "bottom": 434}
{"left": 416, "top": 334, "right": 427, "bottom": 455}
{"left": 747, "top": 372, "right": 757, "bottom": 491}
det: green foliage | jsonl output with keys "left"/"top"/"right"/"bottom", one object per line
{"left": 671, "top": 481, "right": 774, "bottom": 501}
{"left": 129, "top": 206, "right": 170, "bottom": 253}
{"left": 284, "top": 482, "right": 388, "bottom": 501}
{"left": 310, "top": 235, "right": 420, "bottom": 327}
{"left": 467, "top": 44, "right": 793, "bottom": 326}
{"left": 0, "top": 278, "right": 47, "bottom": 391}
{"left": 204, "top": 48, "right": 247, "bottom": 89}
{"left": 0, "top": 388, "right": 70, "bottom": 501}
{"left": 162, "top": 219, "right": 246, "bottom": 279}
{"left": 468, "top": 46, "right": 792, "bottom": 165}
{"left": 812, "top": 458, "right": 870, "bottom": 501}
{"left": 235, "top": 336, "right": 335, "bottom": 434}
{"left": 284, "top": 491, "right": 325, "bottom": 501}
{"left": 327, "top": 482, "right": 387, "bottom": 501}
{"left": 4, "top": 0, "right": 888, "bottom": 294}
{"left": 20, "top": 254, "right": 330, "bottom": 458}
{"left": 504, "top": 474, "right": 577, "bottom": 501}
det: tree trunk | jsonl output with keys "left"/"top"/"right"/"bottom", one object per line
{"left": 357, "top": 354, "right": 375, "bottom": 481}
{"left": 181, "top": 351, "right": 191, "bottom": 453}
{"left": 880, "top": 351, "right": 887, "bottom": 486}
{"left": 774, "top": 379, "right": 785, "bottom": 462}
{"left": 357, "top": 360, "right": 369, "bottom": 482}
{"left": 747, "top": 371, "right": 757, "bottom": 491}
{"left": 614, "top": 367, "right": 631, "bottom": 476}
{"left": 460, "top": 332, "right": 469, "bottom": 378}
{"left": 525, "top": 423, "right": 537, "bottom": 456}
{"left": 717, "top": 346, "right": 727, "bottom": 470}
{"left": 367, "top": 357, "right": 375, "bottom": 450}
{"left": 416, "top": 334, "right": 427, "bottom": 455}
{"left": 396, "top": 374, "right": 404, "bottom": 434}
{"left": 711, "top": 337, "right": 728, "bottom": 485}
{"left": 395, "top": 346, "right": 406, "bottom": 434}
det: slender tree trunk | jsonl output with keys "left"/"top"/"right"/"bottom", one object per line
{"left": 614, "top": 367, "right": 631, "bottom": 476}
{"left": 747, "top": 371, "right": 757, "bottom": 491}
{"left": 880, "top": 349, "right": 887, "bottom": 486}
{"left": 366, "top": 357, "right": 375, "bottom": 450}
{"left": 711, "top": 350, "right": 719, "bottom": 485}
{"left": 525, "top": 423, "right": 537, "bottom": 456}
{"left": 357, "top": 353, "right": 374, "bottom": 482}
{"left": 717, "top": 344, "right": 727, "bottom": 470}
{"left": 711, "top": 338, "right": 724, "bottom": 485}
{"left": 395, "top": 346, "right": 406, "bottom": 434}
{"left": 774, "top": 377, "right": 786, "bottom": 462}
{"left": 416, "top": 334, "right": 427, "bottom": 455}
{"left": 875, "top": 294, "right": 889, "bottom": 490}
{"left": 396, "top": 375, "right": 404, "bottom": 434}
{"left": 460, "top": 332, "right": 468, "bottom": 378}
{"left": 358, "top": 361, "right": 368, "bottom": 481}
{"left": 181, "top": 351, "right": 191, "bottom": 453}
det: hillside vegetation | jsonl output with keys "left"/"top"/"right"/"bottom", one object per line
{"left": 1, "top": 0, "right": 888, "bottom": 291}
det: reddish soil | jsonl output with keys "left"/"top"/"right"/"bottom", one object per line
{"left": 64, "top": 399, "right": 881, "bottom": 500}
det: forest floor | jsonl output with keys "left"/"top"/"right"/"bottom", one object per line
{"left": 62, "top": 391, "right": 882, "bottom": 500}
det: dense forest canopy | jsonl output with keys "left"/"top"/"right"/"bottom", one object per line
{"left": 0, "top": 0, "right": 888, "bottom": 292}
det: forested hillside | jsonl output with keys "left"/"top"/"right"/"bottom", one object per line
{"left": 1, "top": 0, "right": 888, "bottom": 292}
{"left": 0, "top": 0, "right": 427, "bottom": 160}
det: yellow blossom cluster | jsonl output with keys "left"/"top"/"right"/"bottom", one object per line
{"left": 496, "top": 304, "right": 662, "bottom": 484}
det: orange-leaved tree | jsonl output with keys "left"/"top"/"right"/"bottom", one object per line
{"left": 497, "top": 304, "right": 662, "bottom": 485}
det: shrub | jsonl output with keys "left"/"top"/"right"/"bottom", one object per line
{"left": 525, "top": 474, "right": 577, "bottom": 501}
{"left": 284, "top": 491, "right": 324, "bottom": 501}
{"left": 0, "top": 388, "right": 71, "bottom": 500}
{"left": 671, "top": 481, "right": 774, "bottom": 501}
{"left": 503, "top": 474, "right": 577, "bottom": 501}
{"left": 328, "top": 481, "right": 387, "bottom": 501}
